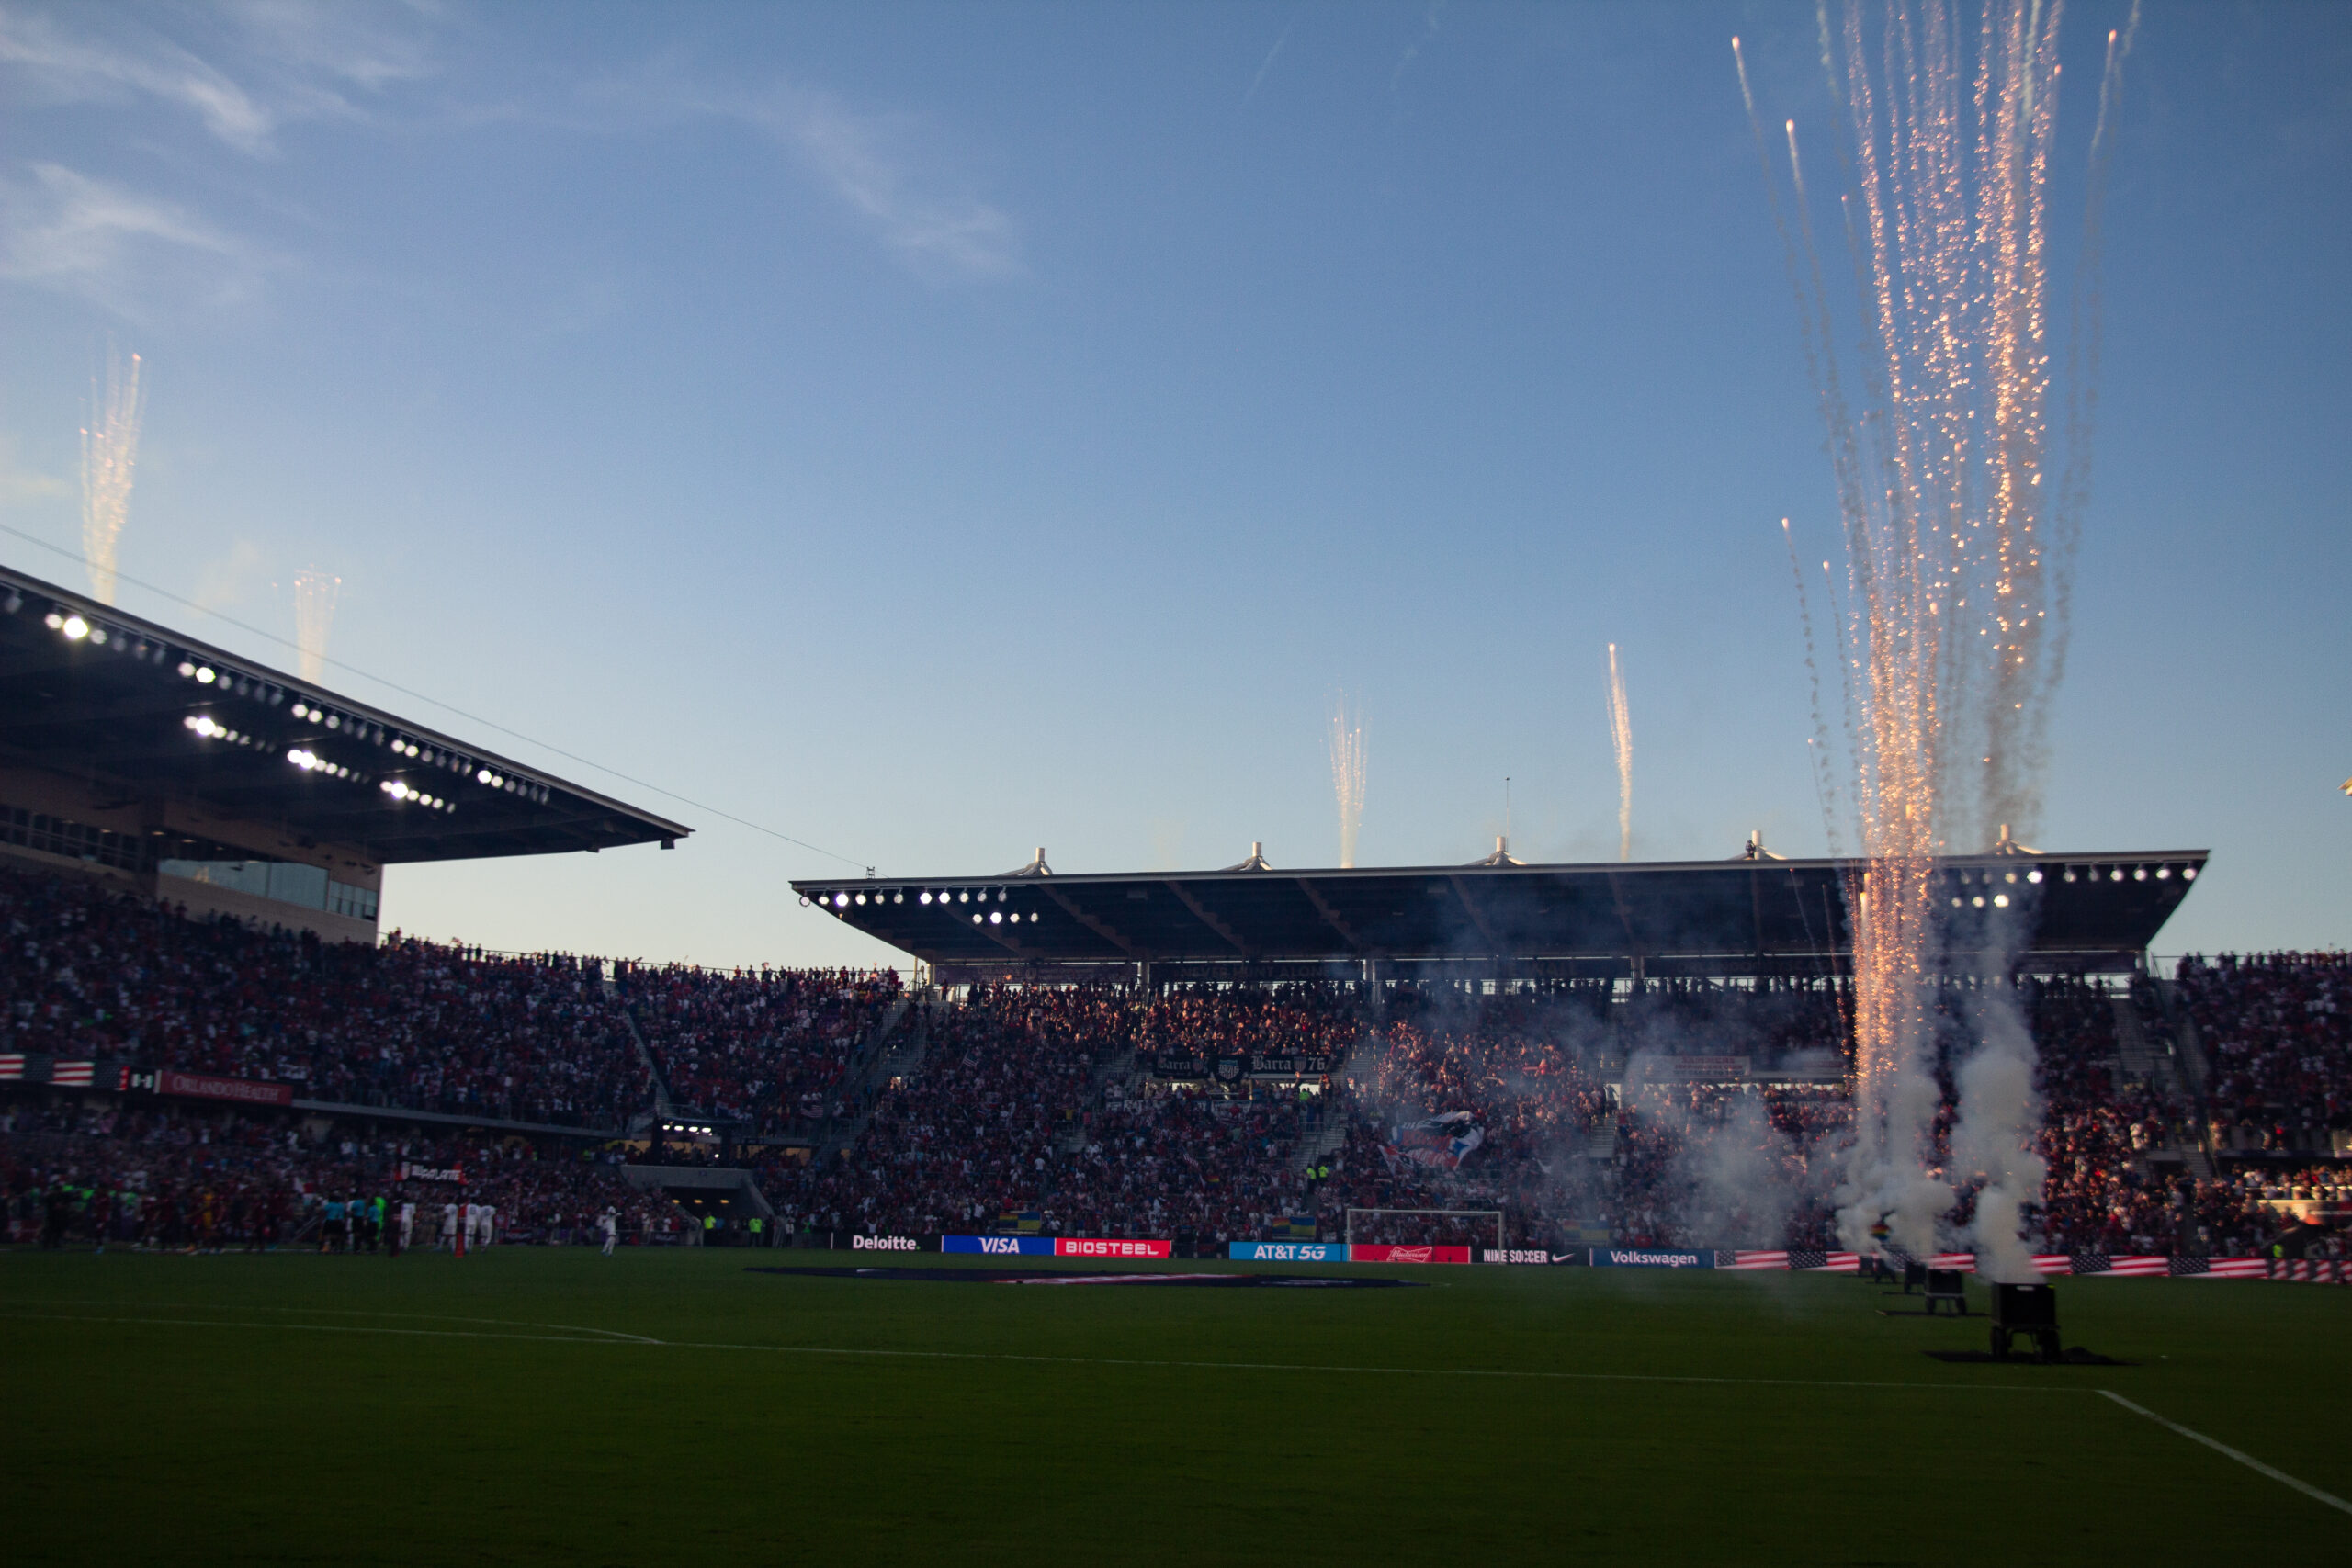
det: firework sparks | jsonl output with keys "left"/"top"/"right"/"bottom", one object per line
{"left": 1744, "top": 3, "right": 2135, "bottom": 1265}
{"left": 79, "top": 348, "right": 144, "bottom": 606}
{"left": 293, "top": 567, "right": 341, "bottom": 683}
{"left": 1606, "top": 644, "right": 1633, "bottom": 862}
{"left": 1329, "top": 695, "right": 1366, "bottom": 869}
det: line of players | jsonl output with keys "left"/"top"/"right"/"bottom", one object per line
{"left": 313, "top": 1193, "right": 623, "bottom": 1256}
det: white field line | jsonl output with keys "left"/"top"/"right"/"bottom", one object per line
{"left": 1, "top": 1308, "right": 2081, "bottom": 1393}
{"left": 2098, "top": 1390, "right": 2352, "bottom": 1518}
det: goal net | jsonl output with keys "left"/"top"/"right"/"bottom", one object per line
{"left": 1344, "top": 1208, "right": 1505, "bottom": 1250}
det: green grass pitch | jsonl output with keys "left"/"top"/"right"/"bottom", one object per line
{"left": 2, "top": 1248, "right": 2345, "bottom": 1565}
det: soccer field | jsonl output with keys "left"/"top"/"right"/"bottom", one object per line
{"left": 2, "top": 1248, "right": 2345, "bottom": 1565}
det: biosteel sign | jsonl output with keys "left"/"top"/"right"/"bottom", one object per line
{"left": 1589, "top": 1248, "right": 1713, "bottom": 1269}
{"left": 1054, "top": 1237, "right": 1171, "bottom": 1259}
{"left": 1350, "top": 1244, "right": 1471, "bottom": 1265}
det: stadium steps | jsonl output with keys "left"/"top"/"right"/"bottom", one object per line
{"left": 609, "top": 986, "right": 676, "bottom": 1121}
{"left": 817, "top": 1003, "right": 922, "bottom": 1162}
{"left": 2110, "top": 994, "right": 2165, "bottom": 1089}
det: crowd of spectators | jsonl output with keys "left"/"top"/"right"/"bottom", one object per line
{"left": 1, "top": 864, "right": 647, "bottom": 1126}
{"left": 2178, "top": 952, "right": 2352, "bottom": 1146}
{"left": 622, "top": 964, "right": 900, "bottom": 1131}
{"left": 6, "top": 849, "right": 2346, "bottom": 1259}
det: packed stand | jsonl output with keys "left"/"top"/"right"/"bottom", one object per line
{"left": 2177, "top": 952, "right": 2352, "bottom": 1150}
{"left": 622, "top": 964, "right": 901, "bottom": 1130}
{"left": 0, "top": 863, "right": 647, "bottom": 1126}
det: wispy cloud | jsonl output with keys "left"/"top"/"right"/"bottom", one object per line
{"left": 0, "top": 163, "right": 266, "bottom": 318}
{"left": 0, "top": 1, "right": 436, "bottom": 155}
{"left": 755, "top": 88, "right": 1023, "bottom": 280}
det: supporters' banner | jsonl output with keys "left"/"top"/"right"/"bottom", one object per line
{"left": 1480, "top": 1248, "right": 1558, "bottom": 1265}
{"left": 1232, "top": 1241, "right": 1348, "bottom": 1263}
{"left": 154, "top": 1068, "right": 294, "bottom": 1107}
{"left": 1352, "top": 1244, "right": 1472, "bottom": 1265}
{"left": 401, "top": 1164, "right": 465, "bottom": 1183}
{"left": 1247, "top": 1054, "right": 1336, "bottom": 1079}
{"left": 1150, "top": 1054, "right": 1209, "bottom": 1078}
{"left": 1642, "top": 1056, "right": 1749, "bottom": 1083}
{"left": 50, "top": 1059, "right": 93, "bottom": 1087}
{"left": 1384, "top": 1112, "right": 1483, "bottom": 1172}
{"left": 943, "top": 1235, "right": 1057, "bottom": 1257}
{"left": 0, "top": 1054, "right": 22, "bottom": 1081}
{"left": 1590, "top": 1247, "right": 1713, "bottom": 1269}
{"left": 1056, "top": 1237, "right": 1172, "bottom": 1260}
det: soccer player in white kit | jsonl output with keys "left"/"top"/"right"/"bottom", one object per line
{"left": 397, "top": 1200, "right": 415, "bottom": 1253}
{"left": 476, "top": 1202, "right": 495, "bottom": 1249}
{"left": 439, "top": 1201, "right": 458, "bottom": 1252}
{"left": 600, "top": 1206, "right": 619, "bottom": 1257}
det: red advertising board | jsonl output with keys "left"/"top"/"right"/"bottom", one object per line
{"left": 1054, "top": 1237, "right": 1173, "bottom": 1259}
{"left": 1350, "top": 1244, "right": 1472, "bottom": 1265}
{"left": 159, "top": 1069, "right": 294, "bottom": 1107}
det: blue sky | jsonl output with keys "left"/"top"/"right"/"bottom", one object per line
{"left": 1, "top": 1, "right": 2345, "bottom": 968}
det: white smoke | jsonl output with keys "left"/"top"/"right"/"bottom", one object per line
{"left": 1950, "top": 991, "right": 2050, "bottom": 1282}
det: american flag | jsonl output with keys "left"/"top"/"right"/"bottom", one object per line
{"left": 0, "top": 1054, "right": 22, "bottom": 1081}
{"left": 2200, "top": 1258, "right": 2267, "bottom": 1279}
{"left": 49, "top": 1060, "right": 93, "bottom": 1087}
{"left": 2070, "top": 1252, "right": 2110, "bottom": 1274}
{"left": 2108, "top": 1256, "right": 2170, "bottom": 1277}
{"left": 2032, "top": 1254, "right": 2071, "bottom": 1274}
{"left": 1928, "top": 1251, "right": 1976, "bottom": 1270}
{"left": 1723, "top": 1250, "right": 1788, "bottom": 1269}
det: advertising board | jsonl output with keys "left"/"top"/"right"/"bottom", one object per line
{"left": 1230, "top": 1241, "right": 1348, "bottom": 1262}
{"left": 842, "top": 1233, "right": 935, "bottom": 1253}
{"left": 1350, "top": 1244, "right": 1471, "bottom": 1265}
{"left": 942, "top": 1235, "right": 1058, "bottom": 1257}
{"left": 1589, "top": 1247, "right": 1713, "bottom": 1269}
{"left": 1055, "top": 1237, "right": 1172, "bottom": 1259}
{"left": 1479, "top": 1248, "right": 1558, "bottom": 1265}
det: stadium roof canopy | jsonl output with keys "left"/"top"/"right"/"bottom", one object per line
{"left": 794, "top": 844, "right": 2207, "bottom": 981}
{"left": 0, "top": 565, "right": 689, "bottom": 863}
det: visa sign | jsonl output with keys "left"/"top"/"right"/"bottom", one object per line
{"left": 942, "top": 1235, "right": 1057, "bottom": 1257}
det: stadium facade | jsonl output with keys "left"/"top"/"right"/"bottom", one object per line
{"left": 794, "top": 840, "right": 2206, "bottom": 986}
{"left": 0, "top": 565, "right": 687, "bottom": 942}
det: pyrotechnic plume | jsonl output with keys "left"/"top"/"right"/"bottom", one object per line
{"left": 1606, "top": 645, "right": 1632, "bottom": 862}
{"left": 1738, "top": 3, "right": 2138, "bottom": 1265}
{"left": 292, "top": 567, "right": 341, "bottom": 682}
{"left": 1329, "top": 696, "right": 1366, "bottom": 869}
{"left": 79, "top": 348, "right": 145, "bottom": 605}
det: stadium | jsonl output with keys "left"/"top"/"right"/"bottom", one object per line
{"left": 6, "top": 4, "right": 2349, "bottom": 1562}
{"left": 4, "top": 559, "right": 2347, "bottom": 1560}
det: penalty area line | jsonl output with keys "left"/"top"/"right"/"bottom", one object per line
{"left": 2098, "top": 1390, "right": 2352, "bottom": 1517}
{"left": 2, "top": 1310, "right": 2077, "bottom": 1393}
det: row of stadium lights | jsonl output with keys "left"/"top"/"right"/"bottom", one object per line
{"left": 1947, "top": 863, "right": 2195, "bottom": 910}
{"left": 805, "top": 887, "right": 1044, "bottom": 927}
{"left": 17, "top": 591, "right": 556, "bottom": 816}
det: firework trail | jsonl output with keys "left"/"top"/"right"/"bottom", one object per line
{"left": 79, "top": 348, "right": 145, "bottom": 606}
{"left": 1329, "top": 695, "right": 1366, "bottom": 869}
{"left": 1606, "top": 645, "right": 1633, "bottom": 862}
{"left": 293, "top": 567, "right": 341, "bottom": 683}
{"left": 1781, "top": 521, "right": 1846, "bottom": 856}
{"left": 1742, "top": 3, "right": 2138, "bottom": 1268}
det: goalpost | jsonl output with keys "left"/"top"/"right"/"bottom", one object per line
{"left": 1344, "top": 1207, "right": 1505, "bottom": 1251}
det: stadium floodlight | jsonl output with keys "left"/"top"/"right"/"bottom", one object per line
{"left": 2027, "top": 869, "right": 2043, "bottom": 883}
{"left": 971, "top": 913, "right": 982, "bottom": 925}
{"left": 43, "top": 612, "right": 62, "bottom": 629}
{"left": 989, "top": 911, "right": 1001, "bottom": 924}
{"left": 62, "top": 614, "right": 87, "bottom": 639}
{"left": 2110, "top": 869, "right": 2122, "bottom": 881}
{"left": 833, "top": 893, "right": 849, "bottom": 908}
{"left": 855, "top": 893, "right": 866, "bottom": 905}
{"left": 2182, "top": 867, "right": 2197, "bottom": 880}
{"left": 1993, "top": 894, "right": 2009, "bottom": 908}
{"left": 1971, "top": 896, "right": 1984, "bottom": 908}
{"left": 2156, "top": 866, "right": 2170, "bottom": 879}
{"left": 919, "top": 892, "right": 931, "bottom": 903}
{"left": 2133, "top": 867, "right": 2147, "bottom": 880}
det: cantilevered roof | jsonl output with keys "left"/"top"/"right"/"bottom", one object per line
{"left": 794, "top": 848, "right": 2207, "bottom": 976}
{"left": 0, "top": 565, "right": 689, "bottom": 863}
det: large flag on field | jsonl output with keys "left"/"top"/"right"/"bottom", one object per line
{"left": 1385, "top": 1111, "right": 1484, "bottom": 1171}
